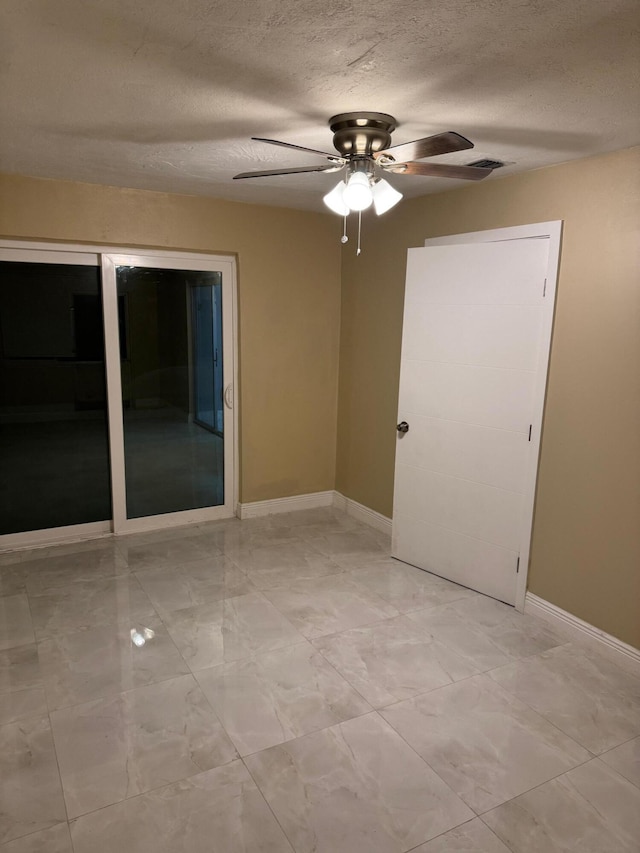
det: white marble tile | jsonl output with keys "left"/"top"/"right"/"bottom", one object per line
{"left": 116, "top": 536, "right": 212, "bottom": 571}
{"left": 484, "top": 759, "right": 640, "bottom": 852}
{"left": 233, "top": 541, "right": 344, "bottom": 589}
{"left": 29, "top": 575, "right": 156, "bottom": 640}
{"left": 292, "top": 517, "right": 365, "bottom": 540}
{"left": 245, "top": 711, "right": 473, "bottom": 853}
{"left": 381, "top": 674, "right": 590, "bottom": 813}
{"left": 24, "top": 544, "right": 129, "bottom": 595}
{"left": 0, "top": 566, "right": 27, "bottom": 598}
{"left": 0, "top": 552, "right": 24, "bottom": 568}
{"left": 161, "top": 592, "right": 304, "bottom": 671}
{"left": 303, "top": 530, "right": 389, "bottom": 568}
{"left": 263, "top": 574, "right": 398, "bottom": 639}
{"left": 0, "top": 595, "right": 34, "bottom": 651}
{"left": 489, "top": 642, "right": 640, "bottom": 753}
{"left": 0, "top": 688, "right": 47, "bottom": 726}
{"left": 196, "top": 642, "right": 370, "bottom": 755}
{"left": 38, "top": 616, "right": 190, "bottom": 710}
{"left": 0, "top": 645, "right": 42, "bottom": 695}
{"left": 601, "top": 737, "right": 640, "bottom": 788}
{"left": 51, "top": 674, "right": 236, "bottom": 818}
{"left": 0, "top": 716, "right": 67, "bottom": 844}
{"left": 276, "top": 508, "right": 360, "bottom": 532}
{"left": 69, "top": 761, "right": 294, "bottom": 853}
{"left": 201, "top": 519, "right": 302, "bottom": 560}
{"left": 0, "top": 643, "right": 46, "bottom": 721}
{"left": 408, "top": 594, "right": 565, "bottom": 671}
{"left": 349, "top": 559, "right": 477, "bottom": 613}
{"left": 135, "top": 556, "right": 255, "bottom": 613}
{"left": 312, "top": 616, "right": 477, "bottom": 708}
{"left": 0, "top": 823, "right": 72, "bottom": 853}
{"left": 412, "top": 818, "right": 511, "bottom": 852}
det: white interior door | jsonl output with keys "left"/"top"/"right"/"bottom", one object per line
{"left": 392, "top": 229, "right": 559, "bottom": 607}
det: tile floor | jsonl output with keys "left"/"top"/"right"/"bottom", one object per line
{"left": 1, "top": 507, "right": 639, "bottom": 852}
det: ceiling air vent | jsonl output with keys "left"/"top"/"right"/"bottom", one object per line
{"left": 466, "top": 158, "right": 505, "bottom": 169}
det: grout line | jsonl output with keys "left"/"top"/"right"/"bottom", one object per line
{"left": 240, "top": 755, "right": 298, "bottom": 853}
{"left": 402, "top": 817, "right": 483, "bottom": 852}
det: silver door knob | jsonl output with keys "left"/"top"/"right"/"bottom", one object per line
{"left": 396, "top": 421, "right": 409, "bottom": 433}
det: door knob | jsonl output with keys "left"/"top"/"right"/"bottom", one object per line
{"left": 396, "top": 421, "right": 409, "bottom": 433}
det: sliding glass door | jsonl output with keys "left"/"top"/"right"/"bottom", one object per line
{"left": 0, "top": 244, "right": 236, "bottom": 546}
{"left": 102, "top": 254, "right": 235, "bottom": 533}
{"left": 0, "top": 250, "right": 112, "bottom": 540}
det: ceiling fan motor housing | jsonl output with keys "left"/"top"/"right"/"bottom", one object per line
{"left": 329, "top": 112, "right": 397, "bottom": 157}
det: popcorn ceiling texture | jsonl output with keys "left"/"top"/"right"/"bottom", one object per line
{"left": 1, "top": 0, "right": 638, "bottom": 210}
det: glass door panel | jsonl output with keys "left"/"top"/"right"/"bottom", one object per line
{"left": 0, "top": 260, "right": 111, "bottom": 534}
{"left": 191, "top": 281, "right": 224, "bottom": 436}
{"left": 114, "top": 265, "right": 225, "bottom": 519}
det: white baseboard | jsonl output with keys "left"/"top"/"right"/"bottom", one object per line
{"left": 525, "top": 592, "right": 640, "bottom": 671}
{"left": 236, "top": 489, "right": 392, "bottom": 536}
{"left": 332, "top": 492, "right": 392, "bottom": 535}
{"left": 237, "top": 491, "right": 335, "bottom": 519}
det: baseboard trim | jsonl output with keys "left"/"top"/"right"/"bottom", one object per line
{"left": 236, "top": 489, "right": 393, "bottom": 535}
{"left": 237, "top": 491, "right": 335, "bottom": 519}
{"left": 525, "top": 592, "right": 640, "bottom": 668}
{"left": 332, "top": 492, "right": 392, "bottom": 535}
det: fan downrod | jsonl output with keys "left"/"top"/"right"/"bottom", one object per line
{"left": 329, "top": 112, "right": 397, "bottom": 157}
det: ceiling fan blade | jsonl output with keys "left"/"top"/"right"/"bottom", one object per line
{"left": 385, "top": 161, "right": 492, "bottom": 181}
{"left": 375, "top": 131, "right": 474, "bottom": 163}
{"left": 233, "top": 164, "right": 343, "bottom": 180}
{"left": 252, "top": 137, "right": 343, "bottom": 161}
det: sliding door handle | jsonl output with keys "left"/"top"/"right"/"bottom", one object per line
{"left": 224, "top": 384, "right": 233, "bottom": 409}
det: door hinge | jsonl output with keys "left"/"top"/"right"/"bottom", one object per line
{"left": 516, "top": 556, "right": 520, "bottom": 573}
{"left": 528, "top": 424, "right": 532, "bottom": 441}
{"left": 543, "top": 278, "right": 547, "bottom": 297}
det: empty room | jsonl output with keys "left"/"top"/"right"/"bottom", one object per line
{"left": 0, "top": 1, "right": 639, "bottom": 851}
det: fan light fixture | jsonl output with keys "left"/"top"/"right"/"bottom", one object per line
{"left": 343, "top": 172, "right": 374, "bottom": 211}
{"left": 323, "top": 175, "right": 403, "bottom": 217}
{"left": 234, "top": 112, "right": 494, "bottom": 254}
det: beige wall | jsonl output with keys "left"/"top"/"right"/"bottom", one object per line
{"left": 1, "top": 149, "right": 638, "bottom": 649}
{"left": 0, "top": 173, "right": 342, "bottom": 504}
{"left": 337, "top": 146, "right": 640, "bottom": 648}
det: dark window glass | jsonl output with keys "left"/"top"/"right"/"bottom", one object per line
{"left": 0, "top": 262, "right": 112, "bottom": 533}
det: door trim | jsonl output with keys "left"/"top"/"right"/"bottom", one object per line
{"left": 422, "top": 221, "right": 562, "bottom": 612}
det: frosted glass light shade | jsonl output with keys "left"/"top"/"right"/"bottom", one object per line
{"left": 342, "top": 172, "right": 373, "bottom": 211}
{"left": 323, "top": 181, "right": 350, "bottom": 216}
{"left": 372, "top": 179, "right": 403, "bottom": 215}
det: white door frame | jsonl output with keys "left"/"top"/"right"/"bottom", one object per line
{"left": 0, "top": 240, "right": 239, "bottom": 550}
{"left": 420, "top": 221, "right": 562, "bottom": 611}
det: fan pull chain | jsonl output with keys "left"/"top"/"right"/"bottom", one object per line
{"left": 341, "top": 215, "right": 348, "bottom": 244}
{"left": 357, "top": 211, "right": 362, "bottom": 256}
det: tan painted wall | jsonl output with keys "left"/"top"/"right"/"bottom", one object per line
{"left": 337, "top": 146, "right": 640, "bottom": 648}
{"left": 0, "top": 173, "right": 342, "bottom": 504}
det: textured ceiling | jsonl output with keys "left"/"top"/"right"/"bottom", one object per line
{"left": 1, "top": 0, "right": 639, "bottom": 211}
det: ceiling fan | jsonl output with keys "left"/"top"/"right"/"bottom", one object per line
{"left": 233, "top": 112, "right": 492, "bottom": 219}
